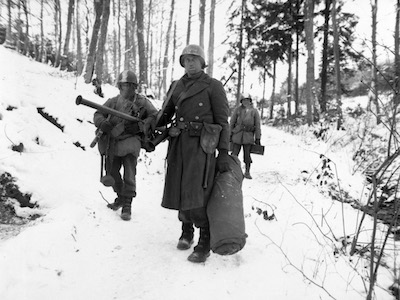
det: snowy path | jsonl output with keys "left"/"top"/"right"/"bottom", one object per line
{"left": 1, "top": 124, "right": 392, "bottom": 300}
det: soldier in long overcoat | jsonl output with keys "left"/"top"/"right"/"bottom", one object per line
{"left": 156, "top": 44, "right": 230, "bottom": 263}
{"left": 230, "top": 94, "right": 261, "bottom": 179}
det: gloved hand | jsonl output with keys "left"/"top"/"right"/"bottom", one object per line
{"left": 99, "top": 120, "right": 113, "bottom": 133}
{"left": 216, "top": 149, "right": 230, "bottom": 173}
{"left": 143, "top": 117, "right": 156, "bottom": 136}
{"left": 125, "top": 122, "right": 141, "bottom": 135}
{"left": 255, "top": 139, "right": 261, "bottom": 145}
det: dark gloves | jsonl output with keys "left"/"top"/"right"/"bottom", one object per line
{"left": 143, "top": 117, "right": 156, "bottom": 136}
{"left": 125, "top": 122, "right": 141, "bottom": 135}
{"left": 216, "top": 149, "right": 230, "bottom": 173}
{"left": 99, "top": 120, "right": 113, "bottom": 133}
{"left": 255, "top": 139, "right": 261, "bottom": 145}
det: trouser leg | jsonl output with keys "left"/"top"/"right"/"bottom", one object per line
{"left": 110, "top": 156, "right": 123, "bottom": 196}
{"left": 231, "top": 143, "right": 241, "bottom": 157}
{"left": 121, "top": 154, "right": 137, "bottom": 199}
{"left": 243, "top": 144, "right": 252, "bottom": 164}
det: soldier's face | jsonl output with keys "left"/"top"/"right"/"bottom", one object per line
{"left": 119, "top": 83, "right": 136, "bottom": 99}
{"left": 183, "top": 55, "right": 202, "bottom": 76}
{"left": 242, "top": 99, "right": 251, "bottom": 107}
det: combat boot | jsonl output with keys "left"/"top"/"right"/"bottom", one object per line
{"left": 187, "top": 227, "right": 210, "bottom": 263}
{"left": 120, "top": 197, "right": 132, "bottom": 221}
{"left": 177, "top": 223, "right": 194, "bottom": 250}
{"left": 244, "top": 163, "right": 252, "bottom": 179}
{"left": 107, "top": 197, "right": 124, "bottom": 210}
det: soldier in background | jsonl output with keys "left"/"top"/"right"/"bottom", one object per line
{"left": 230, "top": 94, "right": 261, "bottom": 179}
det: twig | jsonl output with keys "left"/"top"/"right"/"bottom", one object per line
{"left": 279, "top": 179, "right": 336, "bottom": 245}
{"left": 99, "top": 191, "right": 110, "bottom": 204}
{"left": 254, "top": 220, "right": 337, "bottom": 300}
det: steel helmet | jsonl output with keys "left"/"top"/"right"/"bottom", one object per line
{"left": 179, "top": 44, "right": 206, "bottom": 68}
{"left": 240, "top": 93, "right": 252, "bottom": 103}
{"left": 117, "top": 70, "right": 138, "bottom": 87}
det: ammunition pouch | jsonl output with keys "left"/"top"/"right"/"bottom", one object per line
{"left": 188, "top": 122, "right": 203, "bottom": 137}
{"left": 200, "top": 123, "right": 222, "bottom": 154}
{"left": 170, "top": 121, "right": 204, "bottom": 137}
{"left": 241, "top": 124, "right": 255, "bottom": 132}
{"left": 124, "top": 122, "right": 142, "bottom": 136}
{"left": 111, "top": 122, "right": 125, "bottom": 137}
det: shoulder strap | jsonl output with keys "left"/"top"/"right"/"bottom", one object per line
{"left": 155, "top": 80, "right": 179, "bottom": 125}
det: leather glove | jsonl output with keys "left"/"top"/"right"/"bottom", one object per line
{"left": 255, "top": 139, "right": 261, "bottom": 145}
{"left": 216, "top": 149, "right": 230, "bottom": 173}
{"left": 125, "top": 122, "right": 141, "bottom": 135}
{"left": 99, "top": 120, "right": 113, "bottom": 133}
{"left": 143, "top": 117, "right": 156, "bottom": 136}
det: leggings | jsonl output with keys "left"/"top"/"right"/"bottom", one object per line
{"left": 231, "top": 143, "right": 252, "bottom": 164}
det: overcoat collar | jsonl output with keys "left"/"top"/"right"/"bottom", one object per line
{"left": 176, "top": 72, "right": 211, "bottom": 103}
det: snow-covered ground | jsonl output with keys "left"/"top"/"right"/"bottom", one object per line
{"left": 0, "top": 46, "right": 397, "bottom": 300}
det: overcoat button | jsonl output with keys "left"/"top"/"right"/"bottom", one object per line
{"left": 179, "top": 117, "right": 184, "bottom": 121}
{"left": 195, "top": 116, "right": 199, "bottom": 120}
{"left": 199, "top": 102, "right": 203, "bottom": 106}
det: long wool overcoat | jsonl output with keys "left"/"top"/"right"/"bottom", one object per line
{"left": 230, "top": 105, "right": 261, "bottom": 145}
{"left": 157, "top": 72, "right": 230, "bottom": 211}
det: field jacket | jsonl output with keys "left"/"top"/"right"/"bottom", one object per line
{"left": 230, "top": 105, "right": 261, "bottom": 145}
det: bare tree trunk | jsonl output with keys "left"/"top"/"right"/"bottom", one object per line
{"left": 124, "top": 0, "right": 130, "bottom": 71}
{"left": 54, "top": 0, "right": 62, "bottom": 67}
{"left": 162, "top": 0, "right": 175, "bottom": 95}
{"left": 388, "top": 0, "right": 400, "bottom": 157}
{"left": 129, "top": 0, "right": 137, "bottom": 73}
{"left": 286, "top": 1, "right": 293, "bottom": 118}
{"left": 113, "top": 0, "right": 118, "bottom": 79}
{"left": 95, "top": 0, "right": 111, "bottom": 83}
{"left": 40, "top": 0, "right": 44, "bottom": 62}
{"left": 146, "top": 0, "right": 153, "bottom": 84}
{"left": 186, "top": 0, "right": 192, "bottom": 45}
{"left": 6, "top": 0, "right": 12, "bottom": 47}
{"left": 371, "top": 0, "right": 381, "bottom": 124}
{"left": 199, "top": 0, "right": 205, "bottom": 49}
{"left": 287, "top": 39, "right": 292, "bottom": 118}
{"left": 157, "top": 8, "right": 165, "bottom": 99}
{"left": 294, "top": 0, "right": 300, "bottom": 116}
{"left": 236, "top": 0, "right": 245, "bottom": 106}
{"left": 64, "top": 0, "right": 75, "bottom": 56}
{"left": 22, "top": 0, "right": 30, "bottom": 56}
{"left": 135, "top": 0, "right": 147, "bottom": 84}
{"left": 331, "top": 0, "right": 343, "bottom": 129}
{"left": 76, "top": 0, "right": 83, "bottom": 75}
{"left": 305, "top": 0, "right": 315, "bottom": 125}
{"left": 320, "top": 0, "right": 331, "bottom": 114}
{"left": 269, "top": 60, "right": 277, "bottom": 119}
{"left": 16, "top": 0, "right": 21, "bottom": 53}
{"left": 207, "top": 0, "right": 215, "bottom": 77}
{"left": 261, "top": 68, "right": 266, "bottom": 119}
{"left": 149, "top": 32, "right": 153, "bottom": 87}
{"left": 170, "top": 21, "right": 177, "bottom": 80}
{"left": 395, "top": 0, "right": 400, "bottom": 107}
{"left": 84, "top": 0, "right": 103, "bottom": 83}
{"left": 117, "top": 0, "right": 121, "bottom": 77}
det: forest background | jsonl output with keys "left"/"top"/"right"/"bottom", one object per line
{"left": 0, "top": 1, "right": 400, "bottom": 298}
{"left": 0, "top": 0, "right": 398, "bottom": 120}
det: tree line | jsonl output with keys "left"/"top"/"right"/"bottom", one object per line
{"left": 224, "top": 0, "right": 399, "bottom": 127}
{"left": 1, "top": 0, "right": 399, "bottom": 125}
